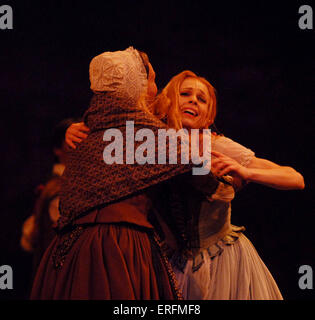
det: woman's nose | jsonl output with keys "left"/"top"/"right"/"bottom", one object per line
{"left": 189, "top": 95, "right": 198, "bottom": 104}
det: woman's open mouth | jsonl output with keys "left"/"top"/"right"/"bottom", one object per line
{"left": 182, "top": 108, "right": 198, "bottom": 117}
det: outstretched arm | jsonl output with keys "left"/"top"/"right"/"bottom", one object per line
{"left": 211, "top": 151, "right": 305, "bottom": 190}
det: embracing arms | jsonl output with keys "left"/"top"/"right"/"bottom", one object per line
{"left": 211, "top": 151, "right": 305, "bottom": 190}
{"left": 65, "top": 122, "right": 305, "bottom": 190}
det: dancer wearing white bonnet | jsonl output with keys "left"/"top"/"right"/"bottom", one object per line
{"left": 30, "top": 47, "right": 207, "bottom": 300}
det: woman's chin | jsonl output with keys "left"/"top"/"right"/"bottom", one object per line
{"left": 183, "top": 121, "right": 206, "bottom": 130}
{"left": 181, "top": 116, "right": 198, "bottom": 129}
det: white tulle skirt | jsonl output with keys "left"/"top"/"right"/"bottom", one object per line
{"left": 172, "top": 233, "right": 283, "bottom": 300}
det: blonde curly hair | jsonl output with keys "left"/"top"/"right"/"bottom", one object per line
{"left": 148, "top": 70, "right": 217, "bottom": 130}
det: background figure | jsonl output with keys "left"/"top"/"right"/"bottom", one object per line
{"left": 20, "top": 118, "right": 77, "bottom": 277}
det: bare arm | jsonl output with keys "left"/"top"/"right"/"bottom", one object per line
{"left": 245, "top": 157, "right": 305, "bottom": 190}
{"left": 211, "top": 151, "right": 305, "bottom": 190}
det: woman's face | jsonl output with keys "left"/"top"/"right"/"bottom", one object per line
{"left": 147, "top": 63, "right": 158, "bottom": 103}
{"left": 178, "top": 77, "right": 211, "bottom": 129}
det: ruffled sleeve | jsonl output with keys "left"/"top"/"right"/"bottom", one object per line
{"left": 212, "top": 135, "right": 255, "bottom": 167}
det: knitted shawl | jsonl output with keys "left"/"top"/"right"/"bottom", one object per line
{"left": 58, "top": 93, "right": 193, "bottom": 230}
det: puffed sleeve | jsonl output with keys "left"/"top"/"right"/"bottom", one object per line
{"left": 212, "top": 135, "right": 255, "bottom": 167}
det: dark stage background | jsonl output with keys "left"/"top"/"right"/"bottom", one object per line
{"left": 0, "top": 1, "right": 314, "bottom": 300}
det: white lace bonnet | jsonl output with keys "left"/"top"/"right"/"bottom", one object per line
{"left": 89, "top": 46, "right": 148, "bottom": 103}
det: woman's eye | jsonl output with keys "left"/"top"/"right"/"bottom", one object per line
{"left": 180, "top": 92, "right": 189, "bottom": 96}
{"left": 198, "top": 96, "right": 206, "bottom": 103}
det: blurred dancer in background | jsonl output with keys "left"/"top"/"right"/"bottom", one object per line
{"left": 21, "top": 118, "right": 77, "bottom": 276}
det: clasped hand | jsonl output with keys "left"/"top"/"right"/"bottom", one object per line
{"left": 211, "top": 150, "right": 249, "bottom": 181}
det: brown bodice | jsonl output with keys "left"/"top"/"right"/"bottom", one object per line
{"left": 74, "top": 193, "right": 154, "bottom": 229}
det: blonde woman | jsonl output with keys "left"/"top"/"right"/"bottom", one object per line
{"left": 66, "top": 70, "right": 304, "bottom": 300}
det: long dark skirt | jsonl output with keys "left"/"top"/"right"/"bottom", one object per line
{"left": 30, "top": 223, "right": 178, "bottom": 300}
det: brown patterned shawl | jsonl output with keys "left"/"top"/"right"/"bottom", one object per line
{"left": 57, "top": 92, "right": 193, "bottom": 230}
